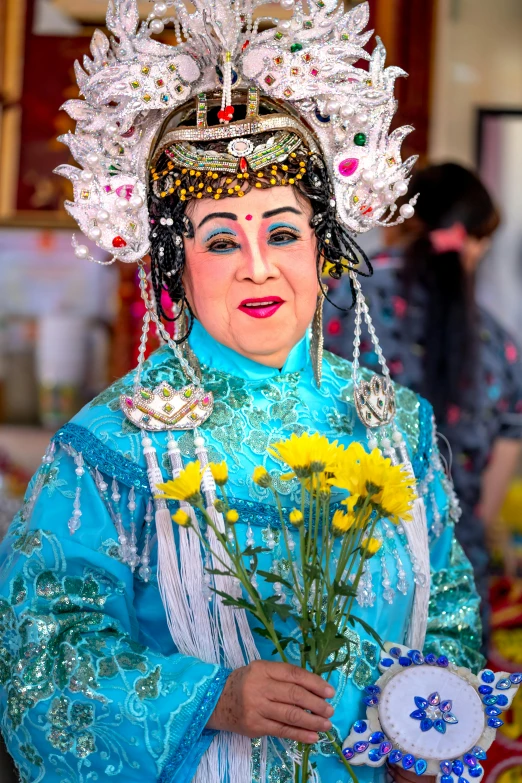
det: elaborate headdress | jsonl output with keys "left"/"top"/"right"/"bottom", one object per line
{"left": 56, "top": 0, "right": 417, "bottom": 266}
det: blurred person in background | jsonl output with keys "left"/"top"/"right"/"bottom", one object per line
{"left": 324, "top": 162, "right": 522, "bottom": 645}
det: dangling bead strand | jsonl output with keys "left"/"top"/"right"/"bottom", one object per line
{"left": 68, "top": 452, "right": 85, "bottom": 535}
{"left": 127, "top": 487, "right": 139, "bottom": 571}
{"left": 24, "top": 441, "right": 56, "bottom": 521}
{"left": 138, "top": 498, "right": 153, "bottom": 582}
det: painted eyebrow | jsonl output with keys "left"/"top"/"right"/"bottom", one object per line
{"left": 197, "top": 212, "right": 238, "bottom": 229}
{"left": 262, "top": 207, "right": 303, "bottom": 219}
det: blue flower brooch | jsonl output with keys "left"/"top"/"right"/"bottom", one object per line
{"left": 342, "top": 642, "right": 521, "bottom": 782}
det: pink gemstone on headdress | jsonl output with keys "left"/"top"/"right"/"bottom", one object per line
{"left": 202, "top": 396, "right": 210, "bottom": 405}
{"left": 338, "top": 158, "right": 359, "bottom": 177}
{"left": 125, "top": 397, "right": 134, "bottom": 407}
{"left": 104, "top": 185, "right": 112, "bottom": 193}
{"left": 116, "top": 184, "right": 134, "bottom": 200}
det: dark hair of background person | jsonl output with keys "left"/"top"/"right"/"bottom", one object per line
{"left": 401, "top": 163, "right": 500, "bottom": 422}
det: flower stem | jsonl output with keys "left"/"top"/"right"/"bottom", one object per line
{"left": 327, "top": 732, "right": 358, "bottom": 783}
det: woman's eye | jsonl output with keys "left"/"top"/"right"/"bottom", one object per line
{"left": 207, "top": 237, "right": 240, "bottom": 253}
{"left": 269, "top": 230, "right": 300, "bottom": 246}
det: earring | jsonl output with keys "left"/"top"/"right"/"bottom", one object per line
{"left": 174, "top": 302, "right": 202, "bottom": 382}
{"left": 311, "top": 287, "right": 326, "bottom": 388}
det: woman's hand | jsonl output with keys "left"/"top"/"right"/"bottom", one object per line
{"left": 389, "top": 768, "right": 436, "bottom": 783}
{"left": 206, "top": 660, "right": 335, "bottom": 744}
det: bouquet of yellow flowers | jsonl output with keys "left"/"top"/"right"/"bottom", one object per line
{"left": 157, "top": 433, "right": 415, "bottom": 782}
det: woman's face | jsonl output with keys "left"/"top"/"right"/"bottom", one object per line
{"left": 182, "top": 186, "right": 319, "bottom": 368}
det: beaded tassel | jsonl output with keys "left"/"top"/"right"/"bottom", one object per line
{"left": 94, "top": 468, "right": 130, "bottom": 563}
{"left": 138, "top": 498, "right": 153, "bottom": 582}
{"left": 127, "top": 487, "right": 139, "bottom": 571}
{"left": 356, "top": 562, "right": 376, "bottom": 608}
{"left": 24, "top": 441, "right": 56, "bottom": 521}
{"left": 393, "top": 549, "right": 409, "bottom": 596}
{"left": 68, "top": 452, "right": 85, "bottom": 534}
{"left": 380, "top": 553, "right": 395, "bottom": 604}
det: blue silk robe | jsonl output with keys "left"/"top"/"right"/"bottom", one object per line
{"left": 0, "top": 320, "right": 483, "bottom": 783}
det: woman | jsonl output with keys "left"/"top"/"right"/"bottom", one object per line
{"left": 0, "top": 3, "right": 482, "bottom": 782}
{"left": 324, "top": 163, "right": 522, "bottom": 640}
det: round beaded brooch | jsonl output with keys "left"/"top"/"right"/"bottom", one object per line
{"left": 342, "top": 642, "right": 522, "bottom": 781}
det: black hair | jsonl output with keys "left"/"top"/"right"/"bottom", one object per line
{"left": 401, "top": 162, "right": 500, "bottom": 420}
{"left": 147, "top": 130, "right": 372, "bottom": 343}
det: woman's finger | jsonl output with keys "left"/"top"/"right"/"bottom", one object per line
{"left": 259, "top": 718, "right": 320, "bottom": 745}
{"left": 262, "top": 702, "right": 332, "bottom": 734}
{"left": 269, "top": 662, "right": 335, "bottom": 699}
{"left": 266, "top": 682, "right": 334, "bottom": 719}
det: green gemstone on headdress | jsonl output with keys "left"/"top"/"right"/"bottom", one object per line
{"left": 130, "top": 80, "right": 140, "bottom": 89}
{"left": 290, "top": 43, "right": 303, "bottom": 53}
{"left": 141, "top": 390, "right": 152, "bottom": 400}
{"left": 274, "top": 31, "right": 284, "bottom": 41}
{"left": 184, "top": 389, "right": 193, "bottom": 399}
{"left": 304, "top": 20, "right": 313, "bottom": 29}
{"left": 354, "top": 133, "right": 367, "bottom": 147}
{"left": 162, "top": 387, "right": 171, "bottom": 398}
{"left": 168, "top": 64, "right": 177, "bottom": 72}
{"left": 341, "top": 33, "right": 349, "bottom": 41}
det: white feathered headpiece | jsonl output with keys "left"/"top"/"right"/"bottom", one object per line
{"left": 56, "top": 0, "right": 417, "bottom": 265}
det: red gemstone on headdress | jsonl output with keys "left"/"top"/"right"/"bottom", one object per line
{"left": 112, "top": 236, "right": 127, "bottom": 248}
{"left": 242, "top": 40, "right": 250, "bottom": 51}
{"left": 240, "top": 157, "right": 248, "bottom": 173}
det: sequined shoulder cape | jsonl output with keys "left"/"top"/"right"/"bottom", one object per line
{"left": 0, "top": 321, "right": 483, "bottom": 783}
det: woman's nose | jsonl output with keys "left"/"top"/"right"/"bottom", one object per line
{"left": 239, "top": 242, "right": 279, "bottom": 285}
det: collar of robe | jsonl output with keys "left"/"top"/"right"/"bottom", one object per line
{"left": 188, "top": 318, "right": 311, "bottom": 381}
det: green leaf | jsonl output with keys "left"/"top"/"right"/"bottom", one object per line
{"left": 242, "top": 546, "right": 269, "bottom": 557}
{"left": 205, "top": 568, "right": 233, "bottom": 577}
{"left": 349, "top": 615, "right": 384, "bottom": 649}
{"left": 211, "top": 589, "right": 252, "bottom": 612}
{"left": 252, "top": 626, "right": 276, "bottom": 643}
{"left": 332, "top": 581, "right": 357, "bottom": 598}
{"left": 264, "top": 595, "right": 293, "bottom": 621}
{"left": 257, "top": 570, "right": 293, "bottom": 590}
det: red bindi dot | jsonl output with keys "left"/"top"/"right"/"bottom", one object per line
{"left": 245, "top": 214, "right": 253, "bottom": 221}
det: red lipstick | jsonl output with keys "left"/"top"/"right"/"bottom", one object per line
{"left": 238, "top": 296, "right": 284, "bottom": 319}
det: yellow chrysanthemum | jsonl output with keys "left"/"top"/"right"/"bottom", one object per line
{"left": 332, "top": 509, "right": 354, "bottom": 535}
{"left": 226, "top": 509, "right": 239, "bottom": 524}
{"left": 172, "top": 509, "right": 191, "bottom": 528}
{"left": 209, "top": 461, "right": 228, "bottom": 486}
{"left": 303, "top": 471, "right": 332, "bottom": 497}
{"left": 253, "top": 466, "right": 272, "bottom": 488}
{"left": 268, "top": 432, "right": 343, "bottom": 478}
{"left": 341, "top": 494, "right": 372, "bottom": 527}
{"left": 156, "top": 461, "right": 203, "bottom": 505}
{"left": 329, "top": 444, "right": 415, "bottom": 523}
{"left": 289, "top": 509, "right": 304, "bottom": 527}
{"left": 362, "top": 536, "right": 382, "bottom": 557}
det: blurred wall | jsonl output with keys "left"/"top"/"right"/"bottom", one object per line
{"left": 430, "top": 0, "right": 522, "bottom": 166}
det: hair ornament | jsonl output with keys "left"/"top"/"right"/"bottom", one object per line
{"left": 430, "top": 223, "right": 467, "bottom": 255}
